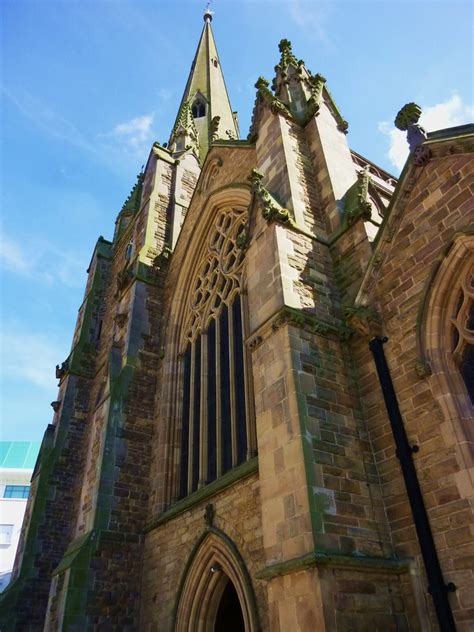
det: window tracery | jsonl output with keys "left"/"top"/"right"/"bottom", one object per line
{"left": 184, "top": 208, "right": 246, "bottom": 343}
{"left": 178, "top": 206, "right": 254, "bottom": 499}
{"left": 451, "top": 264, "right": 474, "bottom": 403}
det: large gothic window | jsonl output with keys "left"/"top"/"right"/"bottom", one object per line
{"left": 178, "top": 206, "right": 254, "bottom": 499}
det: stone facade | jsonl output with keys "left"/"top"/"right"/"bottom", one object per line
{"left": 1, "top": 13, "right": 473, "bottom": 632}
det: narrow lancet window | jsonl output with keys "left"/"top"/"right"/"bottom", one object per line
{"left": 192, "top": 97, "right": 206, "bottom": 118}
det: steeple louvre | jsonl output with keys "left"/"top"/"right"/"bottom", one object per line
{"left": 169, "top": 12, "right": 239, "bottom": 162}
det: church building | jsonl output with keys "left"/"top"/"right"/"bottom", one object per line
{"left": 1, "top": 9, "right": 473, "bottom": 631}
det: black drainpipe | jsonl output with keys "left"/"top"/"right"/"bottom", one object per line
{"left": 369, "top": 336, "right": 456, "bottom": 632}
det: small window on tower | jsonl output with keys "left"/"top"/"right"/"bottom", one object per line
{"left": 192, "top": 98, "right": 206, "bottom": 118}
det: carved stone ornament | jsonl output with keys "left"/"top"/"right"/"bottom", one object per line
{"left": 345, "top": 167, "right": 373, "bottom": 226}
{"left": 395, "top": 102, "right": 428, "bottom": 154}
{"left": 248, "top": 335, "right": 263, "bottom": 350}
{"left": 204, "top": 503, "right": 215, "bottom": 527}
{"left": 114, "top": 313, "right": 128, "bottom": 328}
{"left": 415, "top": 359, "right": 432, "bottom": 378}
{"left": 55, "top": 359, "right": 70, "bottom": 380}
{"left": 344, "top": 305, "right": 383, "bottom": 339}
{"left": 116, "top": 266, "right": 134, "bottom": 293}
{"left": 307, "top": 73, "right": 326, "bottom": 112}
{"left": 210, "top": 115, "right": 221, "bottom": 141}
{"left": 50, "top": 400, "right": 61, "bottom": 412}
{"left": 249, "top": 169, "right": 296, "bottom": 228}
{"left": 413, "top": 144, "right": 432, "bottom": 167}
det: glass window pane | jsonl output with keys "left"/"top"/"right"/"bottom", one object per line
{"left": 4, "top": 485, "right": 30, "bottom": 499}
{"left": 207, "top": 320, "right": 217, "bottom": 483}
{"left": 179, "top": 346, "right": 192, "bottom": 499}
{"left": 192, "top": 338, "right": 201, "bottom": 492}
{"left": 220, "top": 305, "right": 232, "bottom": 474}
{"left": 232, "top": 296, "right": 247, "bottom": 464}
{"left": 460, "top": 344, "right": 474, "bottom": 404}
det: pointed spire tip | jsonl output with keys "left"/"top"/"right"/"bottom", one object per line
{"left": 204, "top": 1, "right": 213, "bottom": 22}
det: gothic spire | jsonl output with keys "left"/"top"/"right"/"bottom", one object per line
{"left": 168, "top": 9, "right": 239, "bottom": 162}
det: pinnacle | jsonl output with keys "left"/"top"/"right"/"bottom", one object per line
{"left": 277, "top": 38, "right": 300, "bottom": 70}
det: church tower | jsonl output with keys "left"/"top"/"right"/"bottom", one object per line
{"left": 1, "top": 9, "right": 472, "bottom": 632}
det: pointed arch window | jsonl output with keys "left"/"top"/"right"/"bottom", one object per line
{"left": 192, "top": 97, "right": 206, "bottom": 119}
{"left": 178, "top": 206, "right": 255, "bottom": 499}
{"left": 423, "top": 234, "right": 474, "bottom": 430}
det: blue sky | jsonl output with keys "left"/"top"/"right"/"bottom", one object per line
{"left": 1, "top": 0, "right": 473, "bottom": 442}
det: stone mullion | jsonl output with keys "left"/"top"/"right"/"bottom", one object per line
{"left": 241, "top": 294, "right": 257, "bottom": 459}
{"left": 228, "top": 305, "right": 238, "bottom": 467}
{"left": 199, "top": 332, "right": 208, "bottom": 487}
{"left": 187, "top": 341, "right": 195, "bottom": 495}
{"left": 215, "top": 318, "right": 223, "bottom": 478}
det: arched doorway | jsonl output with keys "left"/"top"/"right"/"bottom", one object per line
{"left": 174, "top": 530, "right": 259, "bottom": 632}
{"left": 214, "top": 578, "right": 245, "bottom": 632}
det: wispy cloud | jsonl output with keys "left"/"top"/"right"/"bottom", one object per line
{"left": 0, "top": 230, "right": 88, "bottom": 288}
{"left": 287, "top": 0, "right": 332, "bottom": 45}
{"left": 2, "top": 85, "right": 154, "bottom": 171}
{"left": 0, "top": 325, "right": 65, "bottom": 391}
{"left": 2, "top": 86, "right": 97, "bottom": 155}
{"left": 379, "top": 95, "right": 474, "bottom": 171}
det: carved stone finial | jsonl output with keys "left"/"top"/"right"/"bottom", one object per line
{"left": 278, "top": 38, "right": 292, "bottom": 54}
{"left": 255, "top": 76, "right": 270, "bottom": 92}
{"left": 277, "top": 38, "right": 299, "bottom": 70}
{"left": 394, "top": 102, "right": 422, "bottom": 131}
{"left": 204, "top": 503, "right": 215, "bottom": 527}
{"left": 395, "top": 103, "right": 428, "bottom": 154}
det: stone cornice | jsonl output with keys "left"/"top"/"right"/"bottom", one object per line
{"left": 255, "top": 551, "right": 412, "bottom": 580}
{"left": 246, "top": 305, "right": 353, "bottom": 351}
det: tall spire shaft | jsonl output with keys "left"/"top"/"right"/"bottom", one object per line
{"left": 169, "top": 14, "right": 238, "bottom": 162}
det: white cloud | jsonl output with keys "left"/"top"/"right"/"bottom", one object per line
{"left": 0, "top": 326, "right": 64, "bottom": 390}
{"left": 0, "top": 230, "right": 88, "bottom": 288}
{"left": 379, "top": 95, "right": 474, "bottom": 171}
